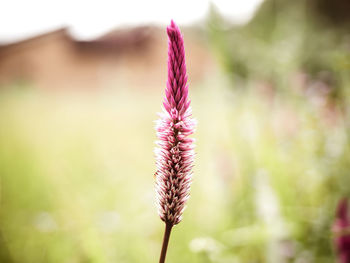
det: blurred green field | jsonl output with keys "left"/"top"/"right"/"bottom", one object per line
{"left": 1, "top": 1, "right": 350, "bottom": 262}
{"left": 0, "top": 67, "right": 349, "bottom": 262}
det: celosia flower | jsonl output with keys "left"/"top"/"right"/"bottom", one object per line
{"left": 155, "top": 20, "right": 196, "bottom": 226}
{"left": 333, "top": 198, "right": 350, "bottom": 263}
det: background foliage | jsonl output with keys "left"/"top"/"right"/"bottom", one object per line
{"left": 1, "top": 0, "right": 350, "bottom": 262}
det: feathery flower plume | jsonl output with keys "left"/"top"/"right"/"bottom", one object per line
{"left": 333, "top": 198, "right": 350, "bottom": 263}
{"left": 155, "top": 20, "right": 195, "bottom": 263}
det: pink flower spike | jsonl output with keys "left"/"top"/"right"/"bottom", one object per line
{"left": 155, "top": 20, "right": 196, "bottom": 226}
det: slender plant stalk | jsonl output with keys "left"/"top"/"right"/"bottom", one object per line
{"left": 159, "top": 223, "right": 173, "bottom": 263}
{"left": 154, "top": 20, "right": 196, "bottom": 263}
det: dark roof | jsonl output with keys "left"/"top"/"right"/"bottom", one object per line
{"left": 0, "top": 28, "right": 71, "bottom": 58}
{"left": 0, "top": 28, "right": 70, "bottom": 49}
{"left": 0, "top": 26, "right": 159, "bottom": 57}
{"left": 75, "top": 26, "right": 157, "bottom": 52}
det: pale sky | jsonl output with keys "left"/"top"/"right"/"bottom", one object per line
{"left": 0, "top": 0, "right": 264, "bottom": 44}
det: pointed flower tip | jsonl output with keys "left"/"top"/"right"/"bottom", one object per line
{"left": 167, "top": 20, "right": 181, "bottom": 36}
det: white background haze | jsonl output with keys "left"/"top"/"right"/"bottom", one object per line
{"left": 0, "top": 0, "right": 264, "bottom": 43}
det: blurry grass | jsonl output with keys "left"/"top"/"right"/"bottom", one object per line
{"left": 0, "top": 71, "right": 349, "bottom": 262}
{"left": 1, "top": 1, "right": 350, "bottom": 262}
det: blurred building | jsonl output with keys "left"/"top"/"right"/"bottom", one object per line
{"left": 0, "top": 26, "right": 213, "bottom": 90}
